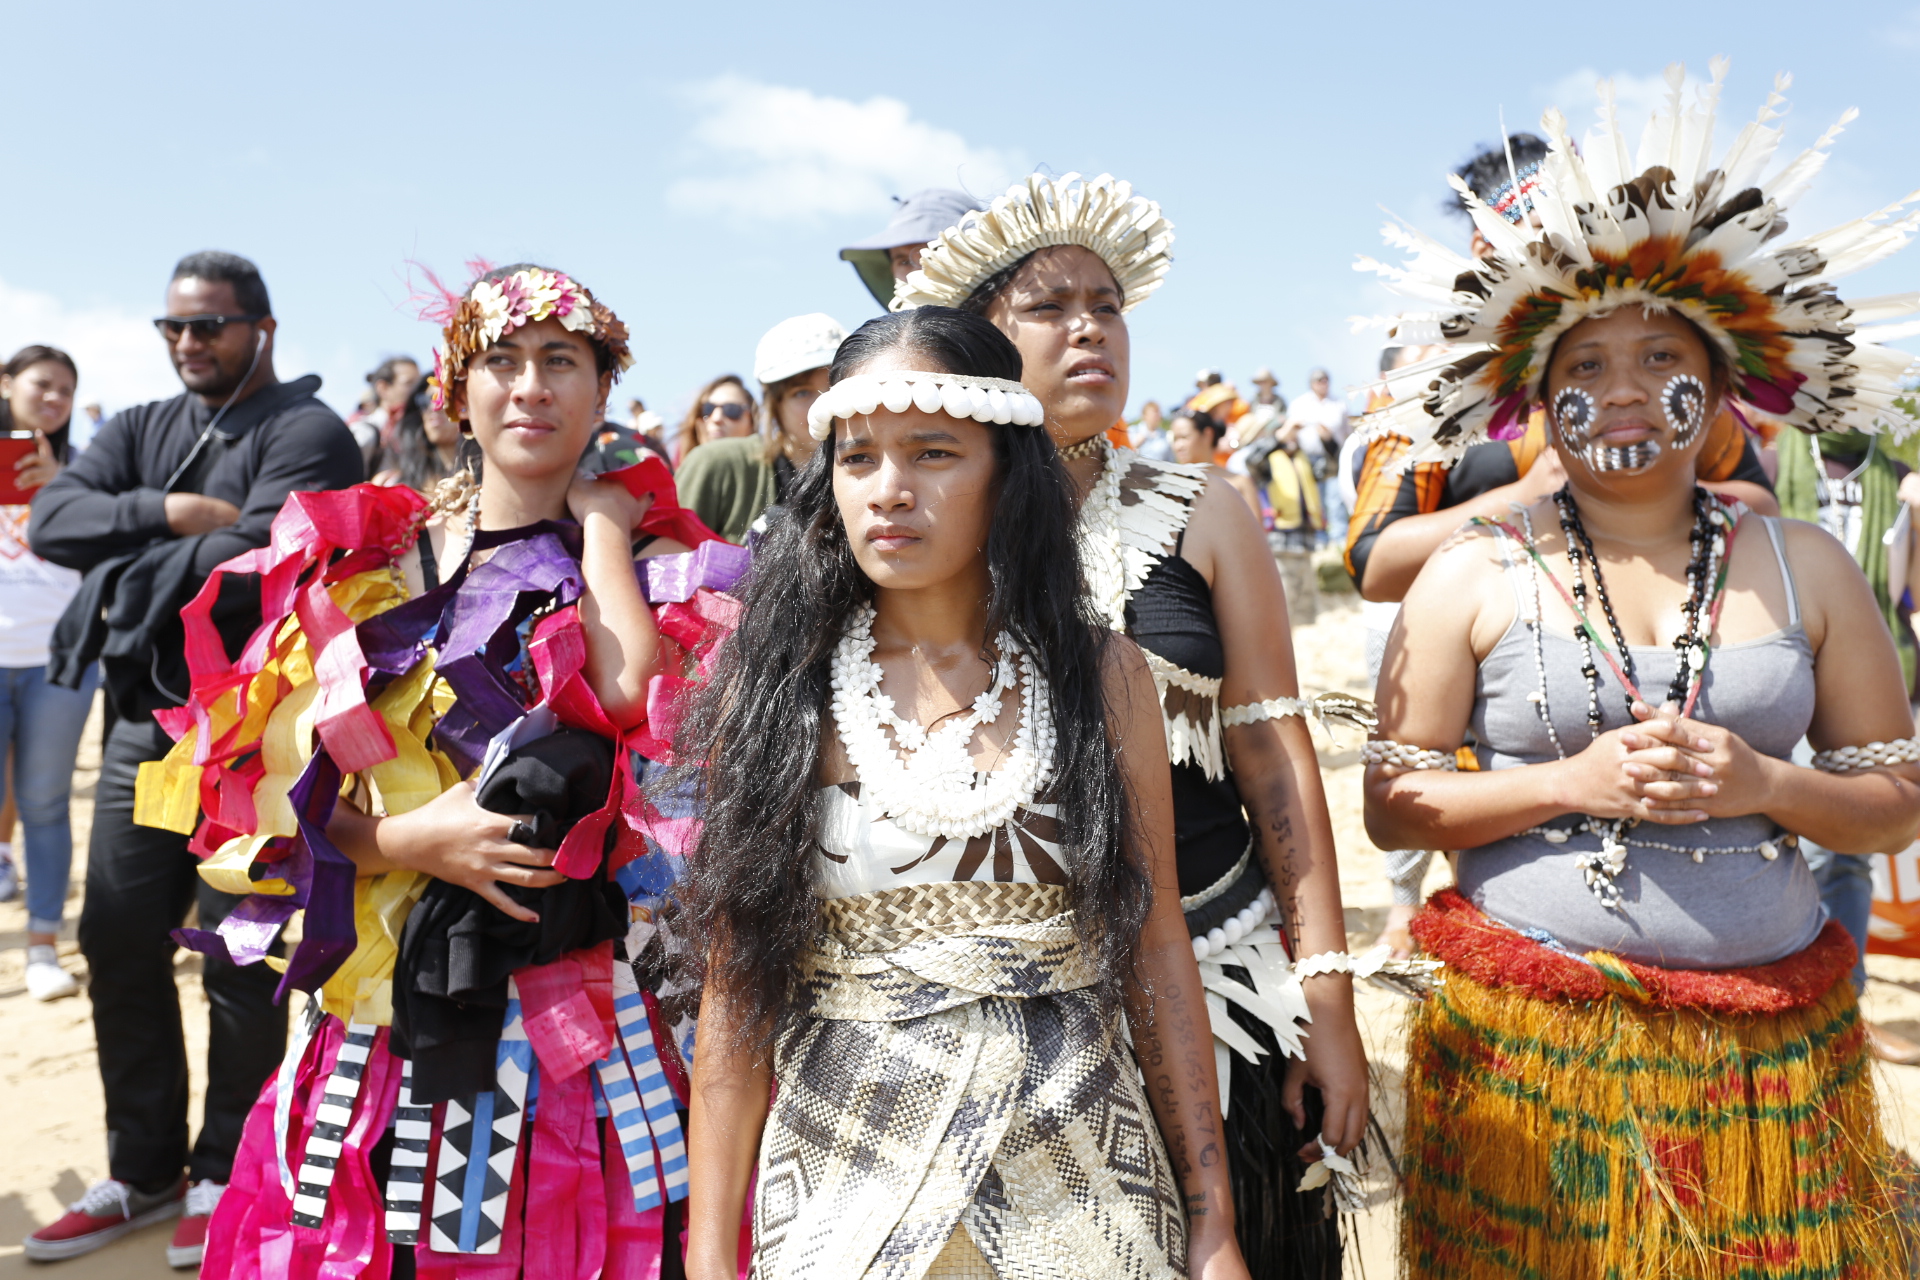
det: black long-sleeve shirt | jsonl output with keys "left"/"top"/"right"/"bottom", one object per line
{"left": 30, "top": 373, "right": 363, "bottom": 719}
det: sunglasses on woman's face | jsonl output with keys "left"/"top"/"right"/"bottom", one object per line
{"left": 701, "top": 401, "right": 747, "bottom": 421}
{"left": 153, "top": 314, "right": 263, "bottom": 342}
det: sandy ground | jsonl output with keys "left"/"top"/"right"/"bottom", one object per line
{"left": 2, "top": 597, "right": 1917, "bottom": 1277}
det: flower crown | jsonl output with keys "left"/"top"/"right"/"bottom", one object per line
{"left": 892, "top": 172, "right": 1175, "bottom": 315}
{"left": 1357, "top": 61, "right": 1920, "bottom": 466}
{"left": 426, "top": 267, "right": 634, "bottom": 412}
{"left": 806, "top": 371, "right": 1045, "bottom": 440}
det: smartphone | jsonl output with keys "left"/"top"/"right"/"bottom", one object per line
{"left": 0, "top": 434, "right": 41, "bottom": 505}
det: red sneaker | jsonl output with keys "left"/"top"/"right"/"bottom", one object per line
{"left": 166, "top": 1181, "right": 224, "bottom": 1269}
{"left": 22, "top": 1176, "right": 183, "bottom": 1261}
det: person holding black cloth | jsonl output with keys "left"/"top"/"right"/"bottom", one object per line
{"left": 22, "top": 250, "right": 361, "bottom": 1269}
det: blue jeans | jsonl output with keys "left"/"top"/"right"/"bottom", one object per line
{"left": 1804, "top": 841, "right": 1873, "bottom": 994}
{"left": 1318, "top": 475, "right": 1348, "bottom": 548}
{"left": 0, "top": 663, "right": 97, "bottom": 933}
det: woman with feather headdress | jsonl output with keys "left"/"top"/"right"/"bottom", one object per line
{"left": 1361, "top": 63, "right": 1920, "bottom": 1277}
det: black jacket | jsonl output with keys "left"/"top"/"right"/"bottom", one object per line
{"left": 30, "top": 374, "right": 363, "bottom": 720}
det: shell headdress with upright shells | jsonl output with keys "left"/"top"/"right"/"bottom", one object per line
{"left": 892, "top": 172, "right": 1175, "bottom": 314}
{"left": 1358, "top": 60, "right": 1920, "bottom": 466}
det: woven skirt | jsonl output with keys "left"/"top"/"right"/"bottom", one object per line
{"left": 1400, "top": 889, "right": 1907, "bottom": 1279}
{"left": 751, "top": 882, "right": 1187, "bottom": 1280}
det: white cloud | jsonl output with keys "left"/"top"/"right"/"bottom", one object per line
{"left": 0, "top": 278, "right": 178, "bottom": 417}
{"left": 666, "top": 76, "right": 1024, "bottom": 222}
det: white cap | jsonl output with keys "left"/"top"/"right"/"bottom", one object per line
{"left": 754, "top": 313, "right": 848, "bottom": 386}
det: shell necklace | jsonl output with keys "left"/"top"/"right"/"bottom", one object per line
{"left": 1073, "top": 440, "right": 1132, "bottom": 629}
{"left": 830, "top": 604, "right": 1055, "bottom": 840}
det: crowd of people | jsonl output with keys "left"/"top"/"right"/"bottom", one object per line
{"left": 0, "top": 60, "right": 1918, "bottom": 1280}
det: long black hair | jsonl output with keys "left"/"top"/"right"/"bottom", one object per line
{"left": 381, "top": 380, "right": 462, "bottom": 493}
{"left": 668, "top": 305, "right": 1150, "bottom": 1045}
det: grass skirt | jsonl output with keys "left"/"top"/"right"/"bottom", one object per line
{"left": 1400, "top": 889, "right": 1908, "bottom": 1279}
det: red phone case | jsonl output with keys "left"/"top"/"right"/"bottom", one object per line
{"left": 0, "top": 437, "right": 41, "bottom": 505}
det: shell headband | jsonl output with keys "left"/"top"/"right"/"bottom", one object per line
{"left": 807, "top": 371, "right": 1046, "bottom": 440}
{"left": 892, "top": 172, "right": 1175, "bottom": 315}
{"left": 428, "top": 267, "right": 633, "bottom": 412}
{"left": 1358, "top": 60, "right": 1920, "bottom": 467}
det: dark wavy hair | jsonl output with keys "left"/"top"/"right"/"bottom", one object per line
{"left": 959, "top": 247, "right": 1125, "bottom": 318}
{"left": 667, "top": 305, "right": 1150, "bottom": 1047}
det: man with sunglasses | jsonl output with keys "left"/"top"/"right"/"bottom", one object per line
{"left": 22, "top": 251, "right": 360, "bottom": 1269}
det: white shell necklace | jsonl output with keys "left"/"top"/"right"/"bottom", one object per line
{"left": 830, "top": 604, "right": 1055, "bottom": 840}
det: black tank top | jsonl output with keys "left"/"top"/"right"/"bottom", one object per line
{"left": 1123, "top": 547, "right": 1252, "bottom": 898}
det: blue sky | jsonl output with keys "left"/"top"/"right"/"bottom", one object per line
{"left": 4, "top": 1, "right": 1918, "bottom": 431}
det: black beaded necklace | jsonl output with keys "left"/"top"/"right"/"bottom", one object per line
{"left": 1553, "top": 485, "right": 1719, "bottom": 733}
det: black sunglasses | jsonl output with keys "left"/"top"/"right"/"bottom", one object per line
{"left": 700, "top": 401, "right": 748, "bottom": 421}
{"left": 153, "top": 313, "right": 264, "bottom": 341}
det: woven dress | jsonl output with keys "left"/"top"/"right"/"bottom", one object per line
{"left": 1076, "top": 444, "right": 1343, "bottom": 1275}
{"left": 748, "top": 776, "right": 1188, "bottom": 1280}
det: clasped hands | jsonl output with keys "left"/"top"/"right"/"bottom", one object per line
{"left": 1564, "top": 700, "right": 1770, "bottom": 825}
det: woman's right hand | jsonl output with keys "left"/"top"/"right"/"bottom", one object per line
{"left": 15, "top": 433, "right": 59, "bottom": 492}
{"left": 376, "top": 781, "right": 561, "bottom": 921}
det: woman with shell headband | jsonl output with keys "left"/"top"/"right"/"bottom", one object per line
{"left": 895, "top": 172, "right": 1387, "bottom": 1276}
{"left": 138, "top": 263, "right": 742, "bottom": 1277}
{"left": 1361, "top": 65, "right": 1920, "bottom": 1276}
{"left": 677, "top": 306, "right": 1252, "bottom": 1279}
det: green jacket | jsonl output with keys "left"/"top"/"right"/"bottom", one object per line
{"left": 675, "top": 436, "right": 779, "bottom": 543}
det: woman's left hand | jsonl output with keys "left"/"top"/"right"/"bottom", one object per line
{"left": 1284, "top": 977, "right": 1370, "bottom": 1157}
{"left": 16, "top": 434, "right": 59, "bottom": 493}
{"left": 1187, "top": 1221, "right": 1254, "bottom": 1280}
{"left": 1630, "top": 701, "right": 1773, "bottom": 818}
{"left": 567, "top": 469, "right": 654, "bottom": 533}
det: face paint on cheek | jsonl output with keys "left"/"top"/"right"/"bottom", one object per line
{"left": 1551, "top": 387, "right": 1595, "bottom": 450}
{"left": 1553, "top": 385, "right": 1659, "bottom": 475}
{"left": 1662, "top": 374, "right": 1707, "bottom": 448}
{"left": 1587, "top": 439, "right": 1662, "bottom": 472}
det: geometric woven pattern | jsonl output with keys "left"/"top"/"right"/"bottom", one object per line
{"left": 817, "top": 881, "right": 1072, "bottom": 952}
{"left": 427, "top": 990, "right": 532, "bottom": 1255}
{"left": 596, "top": 959, "right": 690, "bottom": 1213}
{"left": 753, "top": 883, "right": 1185, "bottom": 1278}
{"left": 289, "top": 1021, "right": 378, "bottom": 1228}
{"left": 383, "top": 1059, "right": 433, "bottom": 1245}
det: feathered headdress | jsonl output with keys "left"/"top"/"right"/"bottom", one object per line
{"left": 892, "top": 172, "right": 1175, "bottom": 313}
{"left": 1358, "top": 60, "right": 1920, "bottom": 465}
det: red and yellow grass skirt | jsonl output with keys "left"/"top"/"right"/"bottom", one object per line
{"left": 1401, "top": 888, "right": 1908, "bottom": 1279}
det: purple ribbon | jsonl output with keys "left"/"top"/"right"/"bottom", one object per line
{"left": 171, "top": 894, "right": 298, "bottom": 967}
{"left": 432, "top": 535, "right": 584, "bottom": 770}
{"left": 170, "top": 753, "right": 355, "bottom": 1001}
{"left": 643, "top": 540, "right": 750, "bottom": 604}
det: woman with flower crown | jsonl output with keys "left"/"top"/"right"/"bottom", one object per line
{"left": 676, "top": 305, "right": 1252, "bottom": 1280}
{"left": 138, "top": 262, "right": 740, "bottom": 1278}
{"left": 893, "top": 173, "right": 1382, "bottom": 1276}
{"left": 1360, "top": 65, "right": 1920, "bottom": 1276}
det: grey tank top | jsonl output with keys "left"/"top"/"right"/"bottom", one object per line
{"left": 1457, "top": 516, "right": 1824, "bottom": 969}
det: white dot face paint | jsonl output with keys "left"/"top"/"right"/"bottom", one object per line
{"left": 1662, "top": 374, "right": 1707, "bottom": 448}
{"left": 1551, "top": 388, "right": 1594, "bottom": 447}
{"left": 1552, "top": 384, "right": 1661, "bottom": 475}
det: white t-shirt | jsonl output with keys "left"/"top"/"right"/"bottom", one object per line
{"left": 0, "top": 505, "right": 81, "bottom": 668}
{"left": 1284, "top": 390, "right": 1350, "bottom": 461}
